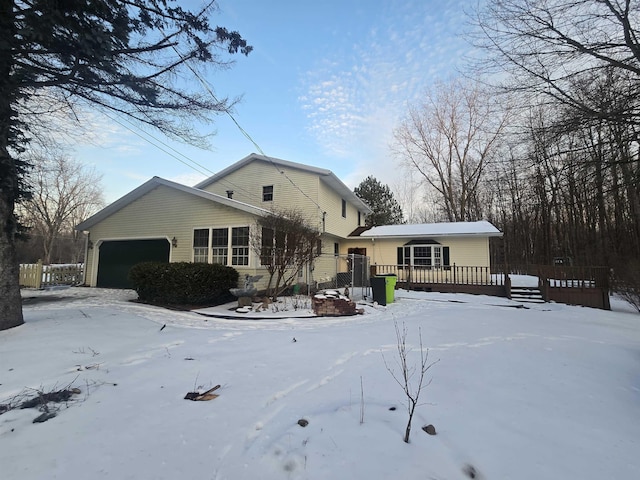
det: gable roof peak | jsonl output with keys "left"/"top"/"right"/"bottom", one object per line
{"left": 76, "top": 176, "right": 270, "bottom": 231}
{"left": 194, "top": 153, "right": 372, "bottom": 214}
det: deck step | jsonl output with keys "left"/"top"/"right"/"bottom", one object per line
{"left": 511, "top": 286, "right": 546, "bottom": 304}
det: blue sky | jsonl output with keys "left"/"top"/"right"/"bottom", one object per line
{"left": 71, "top": 0, "right": 478, "bottom": 204}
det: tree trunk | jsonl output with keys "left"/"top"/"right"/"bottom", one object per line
{"left": 0, "top": 192, "right": 23, "bottom": 330}
{"left": 0, "top": 0, "right": 25, "bottom": 330}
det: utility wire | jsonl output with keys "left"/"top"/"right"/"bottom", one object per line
{"left": 101, "top": 110, "right": 265, "bottom": 204}
{"left": 168, "top": 43, "right": 327, "bottom": 214}
{"left": 101, "top": 111, "right": 210, "bottom": 177}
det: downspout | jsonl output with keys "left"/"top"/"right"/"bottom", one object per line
{"left": 82, "top": 232, "right": 90, "bottom": 286}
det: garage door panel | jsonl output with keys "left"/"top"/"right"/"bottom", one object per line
{"left": 97, "top": 239, "right": 170, "bottom": 288}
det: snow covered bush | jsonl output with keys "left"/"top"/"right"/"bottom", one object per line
{"left": 129, "top": 262, "right": 239, "bottom": 306}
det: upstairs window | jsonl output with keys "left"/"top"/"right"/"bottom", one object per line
{"left": 263, "top": 185, "right": 274, "bottom": 202}
{"left": 193, "top": 229, "right": 209, "bottom": 263}
{"left": 342, "top": 199, "right": 346, "bottom": 218}
{"left": 358, "top": 211, "right": 361, "bottom": 226}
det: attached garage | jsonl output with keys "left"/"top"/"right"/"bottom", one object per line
{"left": 96, "top": 239, "right": 170, "bottom": 288}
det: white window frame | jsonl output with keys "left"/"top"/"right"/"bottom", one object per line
{"left": 231, "top": 226, "right": 250, "bottom": 266}
{"left": 404, "top": 245, "right": 443, "bottom": 269}
{"left": 262, "top": 185, "right": 274, "bottom": 202}
{"left": 211, "top": 228, "right": 229, "bottom": 265}
{"left": 192, "top": 226, "right": 250, "bottom": 267}
{"left": 193, "top": 228, "right": 210, "bottom": 263}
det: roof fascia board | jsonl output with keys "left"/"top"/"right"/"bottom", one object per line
{"left": 76, "top": 176, "right": 269, "bottom": 231}
{"left": 195, "top": 153, "right": 372, "bottom": 213}
{"left": 359, "top": 231, "right": 503, "bottom": 239}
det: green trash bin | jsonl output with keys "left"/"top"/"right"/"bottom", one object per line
{"left": 381, "top": 274, "right": 397, "bottom": 304}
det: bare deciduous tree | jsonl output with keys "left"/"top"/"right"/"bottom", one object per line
{"left": 251, "top": 209, "right": 322, "bottom": 300}
{"left": 472, "top": 0, "right": 640, "bottom": 127}
{"left": 383, "top": 321, "right": 439, "bottom": 443}
{"left": 393, "top": 78, "right": 508, "bottom": 222}
{"left": 19, "top": 151, "right": 104, "bottom": 264}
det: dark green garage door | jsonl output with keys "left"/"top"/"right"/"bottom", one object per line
{"left": 96, "top": 239, "right": 170, "bottom": 288}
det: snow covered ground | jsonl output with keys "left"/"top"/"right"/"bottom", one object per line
{"left": 1, "top": 286, "right": 639, "bottom": 480}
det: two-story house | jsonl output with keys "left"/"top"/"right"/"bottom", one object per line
{"left": 76, "top": 153, "right": 372, "bottom": 289}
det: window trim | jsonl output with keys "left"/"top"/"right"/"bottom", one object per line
{"left": 193, "top": 228, "right": 210, "bottom": 263}
{"left": 341, "top": 199, "right": 346, "bottom": 218}
{"left": 231, "top": 226, "right": 250, "bottom": 266}
{"left": 192, "top": 226, "right": 250, "bottom": 267}
{"left": 211, "top": 227, "right": 229, "bottom": 265}
{"left": 397, "top": 244, "right": 450, "bottom": 269}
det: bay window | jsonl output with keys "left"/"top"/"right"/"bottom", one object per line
{"left": 397, "top": 243, "right": 450, "bottom": 269}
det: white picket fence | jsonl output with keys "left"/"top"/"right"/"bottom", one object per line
{"left": 19, "top": 262, "right": 84, "bottom": 289}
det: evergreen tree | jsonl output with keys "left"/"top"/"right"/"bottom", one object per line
{"left": 0, "top": 0, "right": 251, "bottom": 330}
{"left": 354, "top": 176, "right": 405, "bottom": 226}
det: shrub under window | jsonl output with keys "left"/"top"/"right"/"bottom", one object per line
{"left": 129, "top": 262, "right": 239, "bottom": 306}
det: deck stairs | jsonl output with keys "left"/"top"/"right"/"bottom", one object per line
{"left": 510, "top": 286, "right": 546, "bottom": 304}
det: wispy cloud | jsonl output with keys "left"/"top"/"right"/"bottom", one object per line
{"left": 171, "top": 172, "right": 208, "bottom": 187}
{"left": 299, "top": 0, "right": 472, "bottom": 184}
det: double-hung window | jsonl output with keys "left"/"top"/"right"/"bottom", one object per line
{"left": 413, "top": 246, "right": 433, "bottom": 267}
{"left": 263, "top": 185, "right": 273, "bottom": 202}
{"left": 193, "top": 227, "right": 249, "bottom": 266}
{"left": 211, "top": 228, "right": 228, "bottom": 265}
{"left": 231, "top": 226, "right": 250, "bottom": 266}
{"left": 193, "top": 229, "right": 209, "bottom": 263}
{"left": 260, "top": 227, "right": 275, "bottom": 265}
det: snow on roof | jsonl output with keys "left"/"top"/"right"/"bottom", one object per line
{"left": 357, "top": 221, "right": 502, "bottom": 238}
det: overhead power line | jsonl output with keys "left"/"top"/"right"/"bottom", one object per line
{"left": 168, "top": 43, "right": 326, "bottom": 214}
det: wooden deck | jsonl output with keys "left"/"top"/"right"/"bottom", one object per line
{"left": 370, "top": 264, "right": 611, "bottom": 310}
